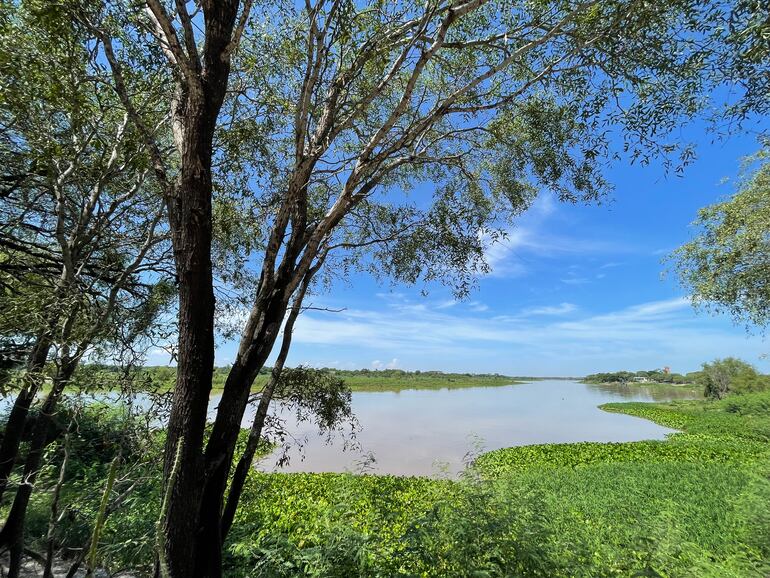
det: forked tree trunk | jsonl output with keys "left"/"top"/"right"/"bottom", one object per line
{"left": 193, "top": 307, "right": 286, "bottom": 578}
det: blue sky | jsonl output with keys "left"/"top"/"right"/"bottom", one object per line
{"left": 149, "top": 122, "right": 770, "bottom": 377}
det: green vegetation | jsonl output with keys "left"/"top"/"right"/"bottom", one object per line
{"left": 0, "top": 403, "right": 163, "bottom": 573}
{"left": 583, "top": 369, "right": 694, "bottom": 385}
{"left": 671, "top": 148, "right": 770, "bottom": 330}
{"left": 218, "top": 391, "right": 770, "bottom": 577}
{"left": 584, "top": 359, "right": 770, "bottom": 400}
{"left": 1, "top": 403, "right": 275, "bottom": 576}
{"left": 317, "top": 370, "right": 518, "bottom": 392}
{"left": 698, "top": 358, "right": 770, "bottom": 399}
{"left": 225, "top": 463, "right": 769, "bottom": 577}
{"left": 8, "top": 388, "right": 770, "bottom": 576}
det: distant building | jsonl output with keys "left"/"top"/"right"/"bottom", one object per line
{"left": 632, "top": 376, "right": 650, "bottom": 383}
{"left": 663, "top": 366, "right": 671, "bottom": 374}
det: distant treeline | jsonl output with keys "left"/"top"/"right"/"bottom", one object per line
{"left": 75, "top": 365, "right": 515, "bottom": 391}
{"left": 582, "top": 370, "right": 694, "bottom": 385}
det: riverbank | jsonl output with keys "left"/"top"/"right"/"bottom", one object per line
{"left": 274, "top": 371, "right": 521, "bottom": 392}
{"left": 582, "top": 379, "right": 697, "bottom": 387}
{"left": 129, "top": 366, "right": 521, "bottom": 393}
{"left": 12, "top": 387, "right": 769, "bottom": 576}
{"left": 225, "top": 391, "right": 770, "bottom": 577}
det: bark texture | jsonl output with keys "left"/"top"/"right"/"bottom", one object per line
{"left": 154, "top": 3, "right": 242, "bottom": 576}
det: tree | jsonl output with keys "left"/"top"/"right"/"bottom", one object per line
{"left": 699, "top": 357, "right": 761, "bottom": 399}
{"left": 79, "top": 0, "right": 756, "bottom": 575}
{"left": 671, "top": 149, "right": 770, "bottom": 331}
{"left": 0, "top": 4, "right": 173, "bottom": 575}
{"left": 716, "top": 0, "right": 770, "bottom": 123}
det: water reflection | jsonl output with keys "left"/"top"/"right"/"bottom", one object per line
{"left": 585, "top": 382, "right": 703, "bottom": 401}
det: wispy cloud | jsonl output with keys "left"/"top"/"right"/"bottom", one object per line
{"left": 561, "top": 276, "right": 590, "bottom": 285}
{"left": 522, "top": 302, "right": 577, "bottom": 316}
{"left": 290, "top": 296, "right": 767, "bottom": 375}
{"left": 481, "top": 193, "right": 638, "bottom": 279}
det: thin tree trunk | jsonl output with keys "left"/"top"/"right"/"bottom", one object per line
{"left": 0, "top": 360, "right": 76, "bottom": 578}
{"left": 43, "top": 429, "right": 70, "bottom": 578}
{"left": 0, "top": 334, "right": 53, "bottom": 503}
{"left": 85, "top": 455, "right": 119, "bottom": 578}
{"left": 220, "top": 273, "right": 312, "bottom": 538}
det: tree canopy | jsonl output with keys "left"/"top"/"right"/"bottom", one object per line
{"left": 1, "top": 0, "right": 770, "bottom": 576}
{"left": 671, "top": 148, "right": 770, "bottom": 331}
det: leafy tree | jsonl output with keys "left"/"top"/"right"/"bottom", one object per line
{"left": 75, "top": 0, "right": 770, "bottom": 574}
{"left": 0, "top": 3, "right": 173, "bottom": 573}
{"left": 671, "top": 149, "right": 770, "bottom": 331}
{"left": 699, "top": 357, "right": 763, "bottom": 399}
{"left": 730, "top": 367, "right": 770, "bottom": 395}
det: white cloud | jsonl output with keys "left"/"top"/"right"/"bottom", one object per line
{"left": 479, "top": 191, "right": 642, "bottom": 279}
{"left": 291, "top": 296, "right": 768, "bottom": 374}
{"left": 560, "top": 276, "right": 590, "bottom": 285}
{"left": 372, "top": 358, "right": 399, "bottom": 370}
{"left": 482, "top": 226, "right": 635, "bottom": 279}
{"left": 522, "top": 302, "right": 577, "bottom": 316}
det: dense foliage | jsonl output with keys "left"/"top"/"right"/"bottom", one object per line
{"left": 671, "top": 150, "right": 770, "bottom": 331}
{"left": 0, "top": 402, "right": 163, "bottom": 573}
{"left": 699, "top": 358, "right": 770, "bottom": 399}
{"left": 583, "top": 369, "right": 692, "bottom": 385}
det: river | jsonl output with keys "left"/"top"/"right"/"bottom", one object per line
{"left": 250, "top": 379, "right": 698, "bottom": 477}
{"left": 2, "top": 379, "right": 698, "bottom": 477}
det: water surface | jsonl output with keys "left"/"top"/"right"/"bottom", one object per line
{"left": 2, "top": 379, "right": 697, "bottom": 478}
{"left": 251, "top": 379, "right": 697, "bottom": 477}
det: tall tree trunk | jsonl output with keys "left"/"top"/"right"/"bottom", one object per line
{"left": 160, "top": 152, "right": 217, "bottom": 577}
{"left": 0, "top": 334, "right": 53, "bottom": 503}
{"left": 159, "top": 5, "right": 241, "bottom": 574}
{"left": 0, "top": 359, "right": 76, "bottom": 578}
